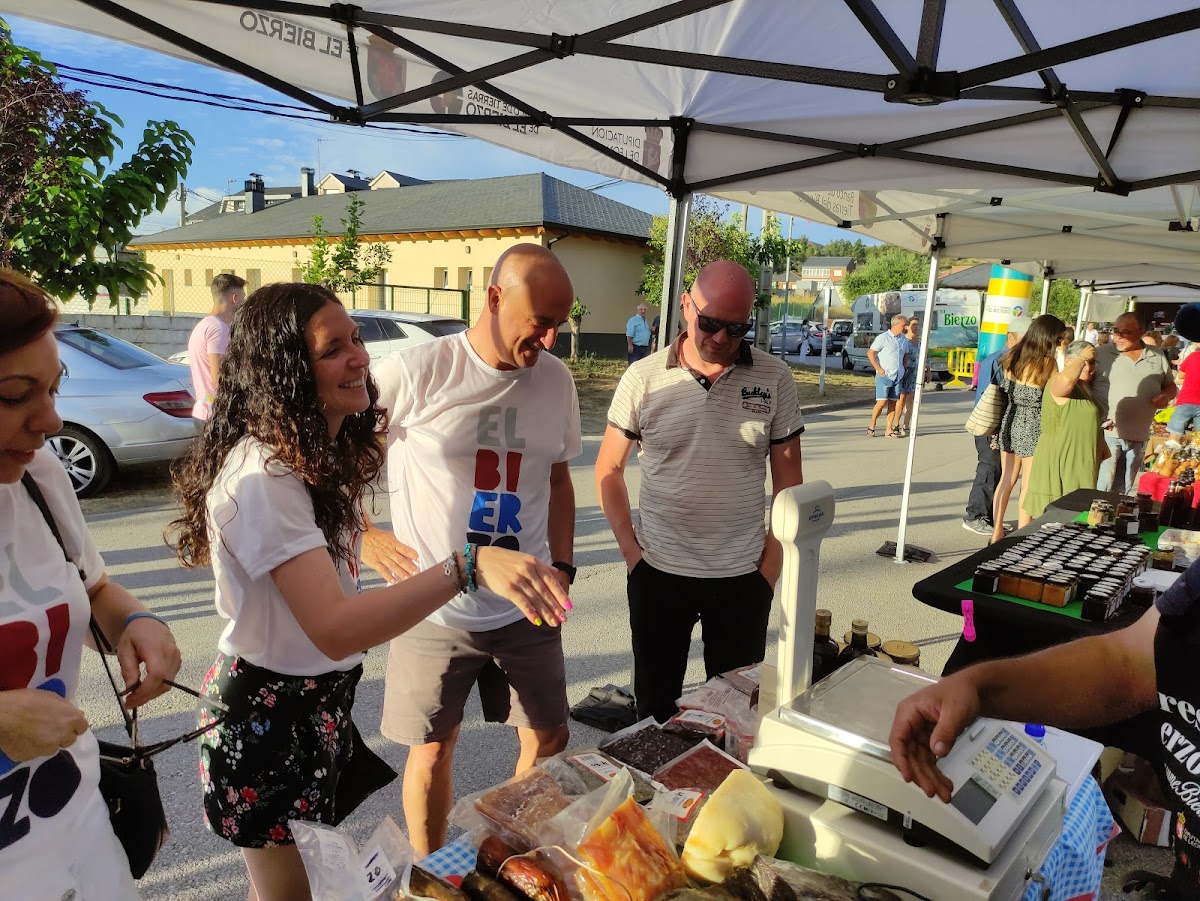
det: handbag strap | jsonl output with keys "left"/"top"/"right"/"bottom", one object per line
{"left": 20, "top": 472, "right": 137, "bottom": 741}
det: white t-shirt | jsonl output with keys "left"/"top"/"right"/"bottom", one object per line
{"left": 188, "top": 314, "right": 230, "bottom": 419}
{"left": 207, "top": 437, "right": 364, "bottom": 675}
{"left": 0, "top": 450, "right": 107, "bottom": 871}
{"left": 374, "top": 334, "right": 582, "bottom": 631}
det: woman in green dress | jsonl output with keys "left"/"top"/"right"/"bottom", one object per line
{"left": 1023, "top": 340, "right": 1109, "bottom": 519}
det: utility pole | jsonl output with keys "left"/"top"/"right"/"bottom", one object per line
{"left": 178, "top": 183, "right": 187, "bottom": 227}
{"left": 316, "top": 138, "right": 332, "bottom": 184}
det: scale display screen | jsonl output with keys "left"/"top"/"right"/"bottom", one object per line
{"left": 951, "top": 776, "right": 998, "bottom": 825}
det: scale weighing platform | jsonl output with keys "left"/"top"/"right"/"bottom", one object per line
{"left": 751, "top": 657, "right": 1067, "bottom": 900}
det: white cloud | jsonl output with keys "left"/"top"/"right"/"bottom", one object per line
{"left": 248, "top": 138, "right": 287, "bottom": 150}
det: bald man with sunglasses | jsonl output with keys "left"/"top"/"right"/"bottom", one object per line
{"left": 596, "top": 260, "right": 805, "bottom": 722}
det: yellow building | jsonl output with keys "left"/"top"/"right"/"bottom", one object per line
{"left": 130, "top": 172, "right": 654, "bottom": 357}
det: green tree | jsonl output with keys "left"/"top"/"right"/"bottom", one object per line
{"left": 1030, "top": 279, "right": 1082, "bottom": 325}
{"left": 639, "top": 197, "right": 789, "bottom": 310}
{"left": 301, "top": 193, "right": 391, "bottom": 294}
{"left": 0, "top": 19, "right": 193, "bottom": 303}
{"left": 820, "top": 237, "right": 870, "bottom": 262}
{"left": 568, "top": 296, "right": 588, "bottom": 360}
{"left": 839, "top": 246, "right": 930, "bottom": 301}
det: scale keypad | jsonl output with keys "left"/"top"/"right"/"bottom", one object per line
{"left": 972, "top": 727, "right": 1043, "bottom": 798}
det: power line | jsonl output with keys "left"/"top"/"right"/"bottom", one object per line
{"left": 55, "top": 70, "right": 462, "bottom": 141}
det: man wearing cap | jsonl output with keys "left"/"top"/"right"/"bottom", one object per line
{"left": 962, "top": 317, "right": 1031, "bottom": 536}
{"left": 596, "top": 260, "right": 804, "bottom": 722}
{"left": 890, "top": 558, "right": 1200, "bottom": 900}
{"left": 1093, "top": 312, "right": 1175, "bottom": 494}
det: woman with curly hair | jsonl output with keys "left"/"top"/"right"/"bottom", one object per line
{"left": 991, "top": 314, "right": 1067, "bottom": 543}
{"left": 168, "top": 283, "right": 570, "bottom": 900}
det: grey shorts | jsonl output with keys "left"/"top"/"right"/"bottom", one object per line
{"left": 381, "top": 617, "right": 568, "bottom": 745}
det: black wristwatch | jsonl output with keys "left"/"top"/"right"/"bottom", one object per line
{"left": 552, "top": 561, "right": 577, "bottom": 584}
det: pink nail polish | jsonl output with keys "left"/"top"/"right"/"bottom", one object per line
{"left": 564, "top": 600, "right": 574, "bottom": 611}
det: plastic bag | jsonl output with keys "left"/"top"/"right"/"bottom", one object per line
{"left": 448, "top": 767, "right": 573, "bottom": 852}
{"left": 646, "top": 788, "right": 708, "bottom": 847}
{"left": 675, "top": 678, "right": 755, "bottom": 726}
{"left": 598, "top": 717, "right": 705, "bottom": 778}
{"left": 540, "top": 749, "right": 657, "bottom": 804}
{"left": 653, "top": 741, "right": 747, "bottom": 793}
{"left": 574, "top": 796, "right": 689, "bottom": 901}
{"left": 292, "top": 816, "right": 415, "bottom": 901}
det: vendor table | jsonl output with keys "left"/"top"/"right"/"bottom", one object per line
{"left": 912, "top": 487, "right": 1162, "bottom": 759}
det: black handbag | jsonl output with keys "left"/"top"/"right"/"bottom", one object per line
{"left": 21, "top": 472, "right": 227, "bottom": 878}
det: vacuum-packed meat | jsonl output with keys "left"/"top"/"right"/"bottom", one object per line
{"left": 575, "top": 796, "right": 688, "bottom": 901}
{"left": 653, "top": 741, "right": 747, "bottom": 792}
{"left": 473, "top": 768, "right": 573, "bottom": 851}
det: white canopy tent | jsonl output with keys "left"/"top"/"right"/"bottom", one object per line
{"left": 12, "top": 0, "right": 1200, "bottom": 563}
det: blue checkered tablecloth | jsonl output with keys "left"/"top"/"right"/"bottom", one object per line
{"left": 1024, "top": 776, "right": 1119, "bottom": 901}
{"left": 417, "top": 834, "right": 478, "bottom": 881}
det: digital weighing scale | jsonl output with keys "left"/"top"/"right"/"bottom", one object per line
{"left": 750, "top": 482, "right": 1071, "bottom": 900}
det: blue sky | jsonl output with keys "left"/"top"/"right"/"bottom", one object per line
{"left": 12, "top": 15, "right": 865, "bottom": 246}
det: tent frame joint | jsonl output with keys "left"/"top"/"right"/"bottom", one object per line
{"left": 883, "top": 68, "right": 960, "bottom": 105}
{"left": 328, "top": 2, "right": 361, "bottom": 27}
{"left": 1094, "top": 177, "right": 1132, "bottom": 197}
{"left": 549, "top": 33, "right": 576, "bottom": 58}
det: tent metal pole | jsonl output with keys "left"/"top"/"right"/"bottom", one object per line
{"left": 659, "top": 194, "right": 693, "bottom": 348}
{"left": 1041, "top": 265, "right": 1050, "bottom": 315}
{"left": 819, "top": 284, "right": 830, "bottom": 396}
{"left": 895, "top": 241, "right": 943, "bottom": 563}
{"left": 1076, "top": 285, "right": 1093, "bottom": 333}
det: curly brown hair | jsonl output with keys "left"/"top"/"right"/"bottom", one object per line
{"left": 1000, "top": 314, "right": 1066, "bottom": 387}
{"left": 0, "top": 269, "right": 58, "bottom": 354}
{"left": 167, "top": 283, "right": 385, "bottom": 569}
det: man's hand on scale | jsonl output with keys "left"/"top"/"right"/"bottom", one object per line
{"left": 888, "top": 677, "right": 982, "bottom": 803}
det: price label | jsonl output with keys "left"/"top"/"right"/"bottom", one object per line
{"left": 736, "top": 666, "right": 761, "bottom": 682}
{"left": 571, "top": 752, "right": 622, "bottom": 782}
{"left": 359, "top": 845, "right": 397, "bottom": 899}
{"left": 672, "top": 709, "right": 726, "bottom": 730}
{"left": 657, "top": 789, "right": 704, "bottom": 820}
{"left": 315, "top": 828, "right": 353, "bottom": 871}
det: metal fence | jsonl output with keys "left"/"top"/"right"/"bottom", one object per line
{"left": 65, "top": 252, "right": 482, "bottom": 322}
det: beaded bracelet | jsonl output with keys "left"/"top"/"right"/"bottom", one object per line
{"left": 463, "top": 542, "right": 479, "bottom": 592}
{"left": 123, "top": 611, "right": 167, "bottom": 630}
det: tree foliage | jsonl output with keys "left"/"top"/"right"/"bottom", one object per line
{"left": 639, "top": 197, "right": 793, "bottom": 309}
{"left": 1030, "top": 279, "right": 1082, "bottom": 324}
{"left": 839, "top": 246, "right": 931, "bottom": 301}
{"left": 568, "top": 296, "right": 589, "bottom": 360}
{"left": 819, "top": 237, "right": 871, "bottom": 262}
{"left": 301, "top": 193, "right": 392, "bottom": 293}
{"left": 0, "top": 19, "right": 193, "bottom": 303}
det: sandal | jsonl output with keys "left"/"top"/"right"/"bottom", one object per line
{"left": 888, "top": 428, "right": 902, "bottom": 438}
{"left": 1121, "top": 870, "right": 1181, "bottom": 900}
{"left": 866, "top": 427, "right": 876, "bottom": 437}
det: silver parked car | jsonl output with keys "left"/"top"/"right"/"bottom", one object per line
{"left": 53, "top": 326, "right": 197, "bottom": 497}
{"left": 349, "top": 310, "right": 469, "bottom": 360}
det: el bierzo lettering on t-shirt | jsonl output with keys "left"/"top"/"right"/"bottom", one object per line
{"left": 467, "top": 404, "right": 525, "bottom": 550}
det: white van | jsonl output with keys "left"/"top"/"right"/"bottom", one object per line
{"left": 844, "top": 286, "right": 983, "bottom": 377}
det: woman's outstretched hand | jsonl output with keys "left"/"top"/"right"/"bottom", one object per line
{"left": 474, "top": 547, "right": 573, "bottom": 627}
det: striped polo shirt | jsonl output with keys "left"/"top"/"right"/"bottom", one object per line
{"left": 607, "top": 333, "right": 805, "bottom": 579}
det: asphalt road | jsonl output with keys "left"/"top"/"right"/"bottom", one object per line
{"left": 73, "top": 388, "right": 1162, "bottom": 899}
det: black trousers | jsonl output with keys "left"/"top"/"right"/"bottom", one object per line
{"left": 627, "top": 559, "right": 773, "bottom": 722}
{"left": 964, "top": 434, "right": 1000, "bottom": 523}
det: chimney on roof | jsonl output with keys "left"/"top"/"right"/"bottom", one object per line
{"left": 244, "top": 175, "right": 265, "bottom": 214}
{"left": 301, "top": 167, "right": 315, "bottom": 197}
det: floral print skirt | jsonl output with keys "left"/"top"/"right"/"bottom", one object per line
{"left": 197, "top": 653, "right": 396, "bottom": 848}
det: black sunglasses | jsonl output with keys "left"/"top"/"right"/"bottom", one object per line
{"left": 102, "top": 678, "right": 231, "bottom": 764}
{"left": 690, "top": 296, "right": 753, "bottom": 338}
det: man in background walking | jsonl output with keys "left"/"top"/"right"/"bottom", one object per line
{"left": 187, "top": 273, "right": 245, "bottom": 428}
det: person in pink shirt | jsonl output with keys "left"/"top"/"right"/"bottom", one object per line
{"left": 188, "top": 274, "right": 246, "bottom": 426}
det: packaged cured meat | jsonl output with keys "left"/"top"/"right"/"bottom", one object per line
{"left": 653, "top": 741, "right": 748, "bottom": 793}
{"left": 575, "top": 797, "right": 689, "bottom": 901}
{"left": 406, "top": 866, "right": 469, "bottom": 900}
{"left": 719, "top": 858, "right": 798, "bottom": 901}
{"left": 495, "top": 851, "right": 571, "bottom": 901}
{"left": 647, "top": 787, "right": 708, "bottom": 847}
{"left": 475, "top": 835, "right": 520, "bottom": 879}
{"left": 539, "top": 749, "right": 656, "bottom": 803}
{"left": 461, "top": 871, "right": 521, "bottom": 901}
{"left": 665, "top": 708, "right": 727, "bottom": 741}
{"left": 676, "top": 678, "right": 755, "bottom": 726}
{"left": 681, "top": 770, "right": 784, "bottom": 884}
{"left": 717, "top": 664, "right": 761, "bottom": 697}
{"left": 468, "top": 768, "right": 573, "bottom": 851}
{"left": 598, "top": 717, "right": 705, "bottom": 777}
{"left": 753, "top": 857, "right": 902, "bottom": 901}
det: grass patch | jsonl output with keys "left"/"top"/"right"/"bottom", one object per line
{"left": 565, "top": 353, "right": 876, "bottom": 435}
